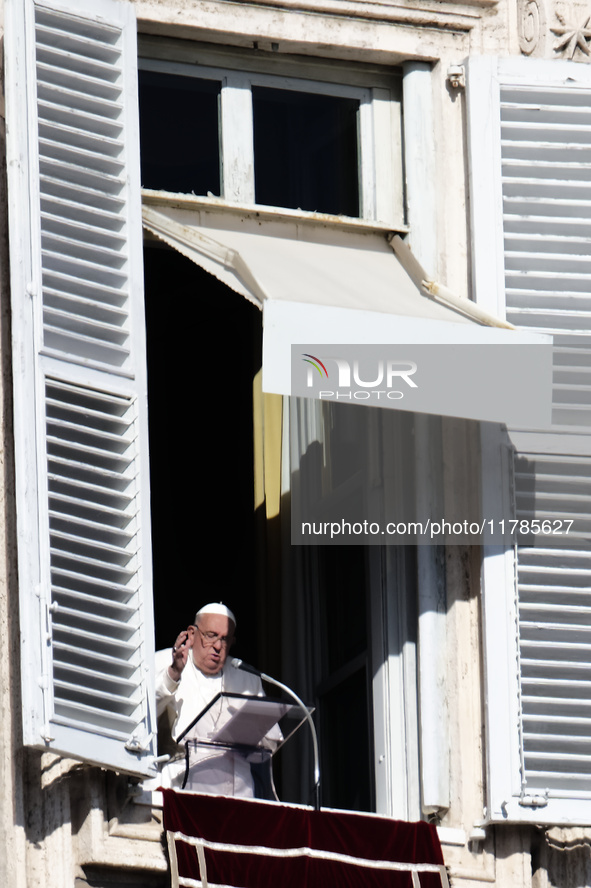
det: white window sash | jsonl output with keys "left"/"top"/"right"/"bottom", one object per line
{"left": 138, "top": 55, "right": 402, "bottom": 225}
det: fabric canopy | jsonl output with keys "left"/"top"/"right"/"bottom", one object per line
{"left": 142, "top": 199, "right": 474, "bottom": 323}
{"left": 142, "top": 198, "right": 553, "bottom": 425}
{"left": 163, "top": 789, "right": 448, "bottom": 888}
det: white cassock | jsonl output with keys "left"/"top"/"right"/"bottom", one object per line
{"left": 155, "top": 649, "right": 280, "bottom": 797}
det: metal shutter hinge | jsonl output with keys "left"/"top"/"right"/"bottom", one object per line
{"left": 447, "top": 66, "right": 465, "bottom": 89}
{"left": 40, "top": 723, "right": 55, "bottom": 743}
{"left": 37, "top": 683, "right": 55, "bottom": 742}
{"left": 44, "top": 600, "right": 58, "bottom": 642}
{"left": 125, "top": 726, "right": 154, "bottom": 754}
{"left": 519, "top": 790, "right": 548, "bottom": 808}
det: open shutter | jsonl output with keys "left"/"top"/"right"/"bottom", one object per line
{"left": 469, "top": 57, "right": 591, "bottom": 824}
{"left": 5, "top": 0, "right": 156, "bottom": 775}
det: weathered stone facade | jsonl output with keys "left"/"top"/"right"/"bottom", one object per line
{"left": 2, "top": 1, "right": 591, "bottom": 885}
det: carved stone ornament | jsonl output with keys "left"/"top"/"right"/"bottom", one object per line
{"left": 551, "top": 11, "right": 591, "bottom": 59}
{"left": 518, "top": 0, "right": 544, "bottom": 55}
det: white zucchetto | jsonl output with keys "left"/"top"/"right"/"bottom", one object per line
{"left": 194, "top": 602, "right": 237, "bottom": 627}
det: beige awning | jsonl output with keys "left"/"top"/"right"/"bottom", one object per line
{"left": 142, "top": 197, "right": 552, "bottom": 425}
{"left": 142, "top": 199, "right": 477, "bottom": 324}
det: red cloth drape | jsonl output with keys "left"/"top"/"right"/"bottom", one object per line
{"left": 163, "top": 790, "right": 446, "bottom": 887}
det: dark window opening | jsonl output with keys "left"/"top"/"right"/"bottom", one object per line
{"left": 143, "top": 245, "right": 262, "bottom": 665}
{"left": 138, "top": 71, "right": 221, "bottom": 196}
{"left": 253, "top": 86, "right": 360, "bottom": 216}
{"left": 320, "top": 664, "right": 373, "bottom": 811}
{"left": 315, "top": 543, "right": 374, "bottom": 812}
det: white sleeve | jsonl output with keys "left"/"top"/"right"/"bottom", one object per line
{"left": 154, "top": 648, "right": 180, "bottom": 719}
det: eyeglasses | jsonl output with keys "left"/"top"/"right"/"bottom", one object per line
{"left": 194, "top": 625, "right": 232, "bottom": 648}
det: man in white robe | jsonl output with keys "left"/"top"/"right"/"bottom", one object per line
{"left": 155, "top": 603, "right": 279, "bottom": 797}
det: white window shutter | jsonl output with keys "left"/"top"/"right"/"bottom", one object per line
{"left": 5, "top": 0, "right": 156, "bottom": 775}
{"left": 469, "top": 57, "right": 591, "bottom": 824}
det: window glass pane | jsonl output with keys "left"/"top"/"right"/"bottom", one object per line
{"left": 252, "top": 86, "right": 360, "bottom": 216}
{"left": 315, "top": 545, "right": 373, "bottom": 811}
{"left": 139, "top": 70, "right": 221, "bottom": 195}
{"left": 319, "top": 546, "right": 367, "bottom": 674}
{"left": 320, "top": 666, "right": 373, "bottom": 811}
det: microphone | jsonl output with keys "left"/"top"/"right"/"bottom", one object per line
{"left": 231, "top": 657, "right": 320, "bottom": 809}
{"left": 230, "top": 657, "right": 261, "bottom": 677}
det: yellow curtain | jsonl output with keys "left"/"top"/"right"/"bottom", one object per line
{"left": 252, "top": 369, "right": 284, "bottom": 675}
{"left": 253, "top": 369, "right": 283, "bottom": 520}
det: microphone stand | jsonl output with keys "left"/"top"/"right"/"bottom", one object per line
{"left": 232, "top": 658, "right": 320, "bottom": 810}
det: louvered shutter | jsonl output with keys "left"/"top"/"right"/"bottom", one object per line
{"left": 469, "top": 57, "right": 591, "bottom": 823}
{"left": 5, "top": 0, "right": 156, "bottom": 775}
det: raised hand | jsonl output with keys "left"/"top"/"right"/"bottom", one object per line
{"left": 168, "top": 628, "right": 191, "bottom": 681}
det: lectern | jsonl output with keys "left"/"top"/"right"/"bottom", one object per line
{"left": 177, "top": 692, "right": 310, "bottom": 798}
